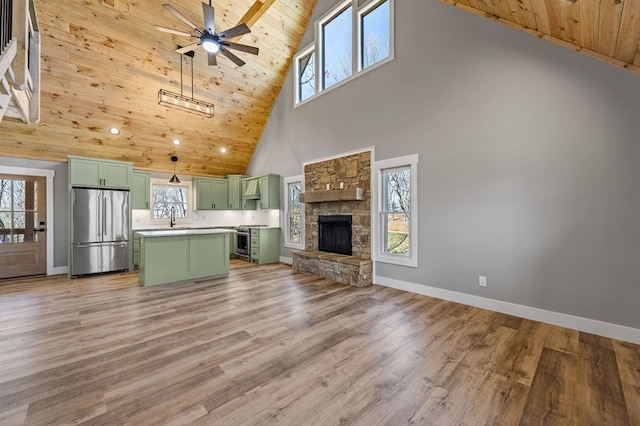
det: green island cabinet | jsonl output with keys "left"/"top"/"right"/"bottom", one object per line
{"left": 194, "top": 177, "right": 228, "bottom": 210}
{"left": 131, "top": 171, "right": 151, "bottom": 209}
{"left": 68, "top": 155, "right": 133, "bottom": 189}
{"left": 227, "top": 175, "right": 248, "bottom": 210}
{"left": 251, "top": 227, "right": 280, "bottom": 264}
{"left": 137, "top": 229, "right": 232, "bottom": 286}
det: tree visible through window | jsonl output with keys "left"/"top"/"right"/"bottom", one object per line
{"left": 382, "top": 166, "right": 410, "bottom": 255}
{"left": 152, "top": 185, "right": 189, "bottom": 220}
{"left": 294, "top": 0, "right": 393, "bottom": 105}
{"left": 0, "top": 177, "right": 38, "bottom": 243}
{"left": 322, "top": 5, "right": 353, "bottom": 89}
{"left": 299, "top": 51, "right": 315, "bottom": 102}
{"left": 284, "top": 176, "right": 304, "bottom": 248}
{"left": 361, "top": 0, "right": 390, "bottom": 69}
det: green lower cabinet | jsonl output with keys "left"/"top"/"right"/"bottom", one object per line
{"left": 250, "top": 227, "right": 280, "bottom": 264}
{"left": 139, "top": 232, "right": 230, "bottom": 285}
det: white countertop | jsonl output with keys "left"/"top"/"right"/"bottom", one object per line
{"left": 137, "top": 228, "right": 236, "bottom": 238}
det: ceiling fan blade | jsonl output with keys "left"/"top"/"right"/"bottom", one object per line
{"left": 219, "top": 46, "right": 246, "bottom": 67}
{"left": 217, "top": 23, "right": 250, "bottom": 40}
{"left": 155, "top": 25, "right": 193, "bottom": 38}
{"left": 202, "top": 2, "right": 215, "bottom": 34}
{"left": 221, "top": 41, "right": 259, "bottom": 55}
{"left": 208, "top": 51, "right": 217, "bottom": 66}
{"left": 175, "top": 42, "right": 200, "bottom": 54}
{"left": 162, "top": 4, "right": 202, "bottom": 34}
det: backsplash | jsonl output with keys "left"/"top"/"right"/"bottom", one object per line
{"left": 132, "top": 208, "right": 280, "bottom": 230}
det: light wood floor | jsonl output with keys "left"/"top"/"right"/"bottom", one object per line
{"left": 0, "top": 260, "right": 638, "bottom": 425}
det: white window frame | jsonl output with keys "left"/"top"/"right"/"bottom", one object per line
{"left": 374, "top": 154, "right": 418, "bottom": 267}
{"left": 293, "top": 0, "right": 394, "bottom": 107}
{"left": 294, "top": 43, "right": 316, "bottom": 104}
{"left": 283, "top": 175, "right": 305, "bottom": 249}
{"left": 150, "top": 178, "right": 192, "bottom": 225}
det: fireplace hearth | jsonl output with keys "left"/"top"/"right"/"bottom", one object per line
{"left": 318, "top": 215, "right": 352, "bottom": 256}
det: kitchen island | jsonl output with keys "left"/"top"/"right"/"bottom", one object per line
{"left": 137, "top": 228, "right": 235, "bottom": 286}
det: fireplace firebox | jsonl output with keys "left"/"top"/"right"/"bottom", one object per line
{"left": 318, "top": 215, "right": 352, "bottom": 256}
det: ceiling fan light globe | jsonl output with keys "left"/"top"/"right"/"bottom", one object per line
{"left": 202, "top": 36, "right": 219, "bottom": 54}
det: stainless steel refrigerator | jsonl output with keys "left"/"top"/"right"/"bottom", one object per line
{"left": 71, "top": 188, "right": 130, "bottom": 276}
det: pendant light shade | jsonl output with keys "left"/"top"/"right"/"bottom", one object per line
{"left": 169, "top": 155, "right": 181, "bottom": 184}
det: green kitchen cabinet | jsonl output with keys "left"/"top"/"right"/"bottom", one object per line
{"left": 194, "top": 177, "right": 228, "bottom": 210}
{"left": 257, "top": 174, "right": 280, "bottom": 209}
{"left": 241, "top": 178, "right": 257, "bottom": 210}
{"left": 138, "top": 229, "right": 232, "bottom": 286}
{"left": 68, "top": 155, "right": 132, "bottom": 189}
{"left": 131, "top": 172, "right": 151, "bottom": 209}
{"left": 250, "top": 227, "right": 280, "bottom": 264}
{"left": 227, "top": 175, "right": 248, "bottom": 210}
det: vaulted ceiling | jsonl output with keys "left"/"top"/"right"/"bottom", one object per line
{"left": 2, "top": 0, "right": 640, "bottom": 177}
{"left": 0, "top": 0, "right": 316, "bottom": 177}
{"left": 442, "top": 0, "right": 640, "bottom": 75}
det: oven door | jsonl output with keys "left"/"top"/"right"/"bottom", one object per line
{"left": 236, "top": 231, "right": 250, "bottom": 260}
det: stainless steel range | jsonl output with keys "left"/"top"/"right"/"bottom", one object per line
{"left": 235, "top": 225, "right": 268, "bottom": 261}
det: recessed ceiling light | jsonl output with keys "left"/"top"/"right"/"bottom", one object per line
{"left": 172, "top": 139, "right": 181, "bottom": 146}
{"left": 220, "top": 147, "right": 227, "bottom": 154}
{"left": 109, "top": 127, "right": 120, "bottom": 135}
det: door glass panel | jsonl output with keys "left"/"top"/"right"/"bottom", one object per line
{"left": 13, "top": 180, "right": 26, "bottom": 210}
{"left": 0, "top": 177, "right": 40, "bottom": 244}
{"left": 0, "top": 211, "right": 10, "bottom": 243}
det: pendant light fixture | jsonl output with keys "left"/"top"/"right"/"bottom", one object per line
{"left": 169, "top": 155, "right": 181, "bottom": 184}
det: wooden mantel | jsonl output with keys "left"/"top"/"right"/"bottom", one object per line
{"left": 300, "top": 188, "right": 364, "bottom": 204}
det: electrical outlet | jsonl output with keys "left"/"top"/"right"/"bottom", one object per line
{"left": 479, "top": 276, "right": 487, "bottom": 287}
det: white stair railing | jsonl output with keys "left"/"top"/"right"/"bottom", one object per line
{"left": 0, "top": 0, "right": 40, "bottom": 124}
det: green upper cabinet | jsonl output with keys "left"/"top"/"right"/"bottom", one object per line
{"left": 131, "top": 171, "right": 151, "bottom": 209}
{"left": 194, "top": 177, "right": 228, "bottom": 210}
{"left": 68, "top": 155, "right": 133, "bottom": 189}
{"left": 241, "top": 178, "right": 258, "bottom": 210}
{"left": 258, "top": 174, "right": 280, "bottom": 209}
{"left": 227, "top": 175, "right": 248, "bottom": 210}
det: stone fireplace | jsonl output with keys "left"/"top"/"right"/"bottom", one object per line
{"left": 292, "top": 151, "right": 373, "bottom": 287}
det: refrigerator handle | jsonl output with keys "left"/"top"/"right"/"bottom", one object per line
{"left": 103, "top": 195, "right": 108, "bottom": 238}
{"left": 96, "top": 192, "right": 102, "bottom": 238}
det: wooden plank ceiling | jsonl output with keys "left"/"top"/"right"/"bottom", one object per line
{"left": 442, "top": 0, "right": 640, "bottom": 75}
{"left": 0, "top": 0, "right": 316, "bottom": 177}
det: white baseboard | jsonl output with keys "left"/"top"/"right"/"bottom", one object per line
{"left": 50, "top": 266, "right": 68, "bottom": 276}
{"left": 280, "top": 256, "right": 293, "bottom": 265}
{"left": 375, "top": 275, "right": 640, "bottom": 345}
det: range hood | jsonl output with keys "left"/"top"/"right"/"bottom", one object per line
{"left": 243, "top": 179, "right": 260, "bottom": 199}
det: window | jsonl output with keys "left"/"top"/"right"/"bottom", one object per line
{"left": 297, "top": 47, "right": 316, "bottom": 102}
{"left": 322, "top": 3, "right": 352, "bottom": 89}
{"left": 375, "top": 154, "right": 418, "bottom": 267}
{"left": 152, "top": 181, "right": 190, "bottom": 221}
{"left": 360, "top": 0, "right": 390, "bottom": 70}
{"left": 294, "top": 0, "right": 394, "bottom": 105}
{"left": 283, "top": 176, "right": 304, "bottom": 249}
{"left": 0, "top": 176, "right": 42, "bottom": 243}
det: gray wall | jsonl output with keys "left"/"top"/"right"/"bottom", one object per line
{"left": 0, "top": 157, "right": 68, "bottom": 268}
{"left": 248, "top": 0, "right": 640, "bottom": 329}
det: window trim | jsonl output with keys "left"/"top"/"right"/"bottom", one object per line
{"left": 294, "top": 43, "right": 316, "bottom": 104}
{"left": 374, "top": 154, "right": 418, "bottom": 267}
{"left": 283, "top": 175, "right": 305, "bottom": 250}
{"left": 357, "top": 0, "right": 394, "bottom": 72}
{"left": 150, "top": 178, "right": 192, "bottom": 224}
{"left": 293, "top": 0, "right": 394, "bottom": 108}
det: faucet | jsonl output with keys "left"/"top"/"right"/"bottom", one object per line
{"left": 170, "top": 207, "right": 176, "bottom": 228}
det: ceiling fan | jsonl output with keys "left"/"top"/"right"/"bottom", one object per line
{"left": 156, "top": 2, "right": 259, "bottom": 67}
